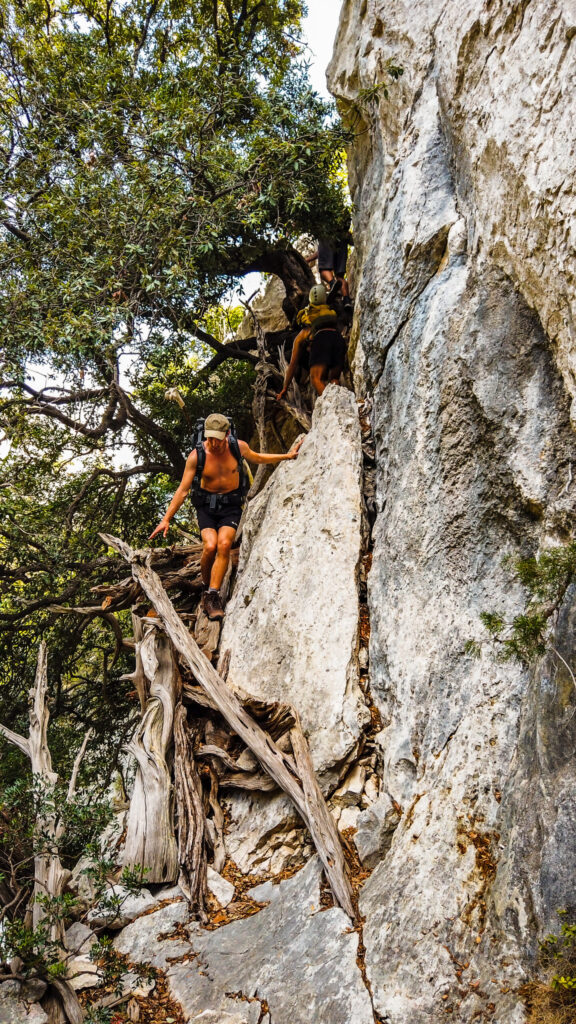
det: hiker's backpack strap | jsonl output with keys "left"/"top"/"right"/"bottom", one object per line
{"left": 228, "top": 434, "right": 249, "bottom": 500}
{"left": 190, "top": 418, "right": 206, "bottom": 505}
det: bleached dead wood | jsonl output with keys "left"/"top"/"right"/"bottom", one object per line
{"left": 0, "top": 645, "right": 69, "bottom": 935}
{"left": 0, "top": 644, "right": 87, "bottom": 1023}
{"left": 122, "top": 627, "right": 179, "bottom": 883}
{"left": 101, "top": 534, "right": 355, "bottom": 918}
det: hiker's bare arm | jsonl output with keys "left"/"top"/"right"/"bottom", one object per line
{"left": 276, "top": 329, "right": 309, "bottom": 400}
{"left": 305, "top": 250, "right": 319, "bottom": 264}
{"left": 238, "top": 439, "right": 303, "bottom": 465}
{"left": 149, "top": 450, "right": 198, "bottom": 540}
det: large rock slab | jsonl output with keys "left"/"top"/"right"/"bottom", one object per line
{"left": 220, "top": 385, "right": 369, "bottom": 780}
{"left": 114, "top": 858, "right": 374, "bottom": 1024}
{"left": 328, "top": 2, "right": 576, "bottom": 1022}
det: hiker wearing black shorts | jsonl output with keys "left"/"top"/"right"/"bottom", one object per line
{"left": 149, "top": 414, "right": 302, "bottom": 620}
{"left": 306, "top": 227, "right": 353, "bottom": 308}
{"left": 276, "top": 284, "right": 347, "bottom": 399}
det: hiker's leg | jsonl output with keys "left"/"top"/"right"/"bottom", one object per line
{"left": 310, "top": 363, "right": 328, "bottom": 395}
{"left": 337, "top": 274, "right": 349, "bottom": 298}
{"left": 209, "top": 525, "right": 237, "bottom": 590}
{"left": 328, "top": 364, "right": 343, "bottom": 384}
{"left": 200, "top": 528, "right": 218, "bottom": 586}
{"left": 318, "top": 239, "right": 335, "bottom": 289}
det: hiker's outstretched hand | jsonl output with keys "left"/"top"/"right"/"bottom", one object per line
{"left": 149, "top": 518, "right": 170, "bottom": 541}
{"left": 287, "top": 440, "right": 303, "bottom": 459}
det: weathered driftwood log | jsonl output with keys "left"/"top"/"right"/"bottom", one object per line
{"left": 121, "top": 626, "right": 179, "bottom": 883}
{"left": 101, "top": 534, "right": 355, "bottom": 918}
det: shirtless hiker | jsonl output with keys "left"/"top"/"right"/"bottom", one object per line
{"left": 149, "top": 413, "right": 302, "bottom": 620}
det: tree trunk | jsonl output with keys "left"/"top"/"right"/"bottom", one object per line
{"left": 26, "top": 645, "right": 71, "bottom": 937}
{"left": 122, "top": 625, "right": 180, "bottom": 884}
{"left": 245, "top": 246, "right": 315, "bottom": 323}
{"left": 0, "top": 645, "right": 86, "bottom": 1023}
{"left": 173, "top": 705, "right": 208, "bottom": 921}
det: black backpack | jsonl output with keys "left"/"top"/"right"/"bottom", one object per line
{"left": 190, "top": 417, "right": 250, "bottom": 505}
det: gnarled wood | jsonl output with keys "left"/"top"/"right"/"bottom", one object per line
{"left": 121, "top": 627, "right": 179, "bottom": 883}
{"left": 101, "top": 534, "right": 355, "bottom": 918}
{"left": 173, "top": 704, "right": 208, "bottom": 921}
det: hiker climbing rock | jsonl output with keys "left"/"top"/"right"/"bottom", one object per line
{"left": 306, "top": 221, "right": 353, "bottom": 309}
{"left": 276, "top": 284, "right": 347, "bottom": 399}
{"left": 149, "top": 413, "right": 302, "bottom": 620}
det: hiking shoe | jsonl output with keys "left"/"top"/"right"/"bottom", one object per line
{"left": 203, "top": 590, "right": 225, "bottom": 621}
{"left": 326, "top": 278, "right": 342, "bottom": 300}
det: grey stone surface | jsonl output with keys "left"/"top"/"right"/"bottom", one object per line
{"left": 17, "top": 982, "right": 46, "bottom": 1005}
{"left": 64, "top": 921, "right": 97, "bottom": 955}
{"left": 328, "top": 2, "right": 576, "bottom": 1022}
{"left": 206, "top": 867, "right": 235, "bottom": 908}
{"left": 354, "top": 794, "right": 400, "bottom": 869}
{"left": 0, "top": 985, "right": 48, "bottom": 1024}
{"left": 220, "top": 386, "right": 369, "bottom": 782}
{"left": 112, "top": 860, "right": 372, "bottom": 1024}
{"left": 113, "top": 901, "right": 191, "bottom": 968}
{"left": 167, "top": 858, "right": 373, "bottom": 1024}
{"left": 88, "top": 883, "right": 182, "bottom": 929}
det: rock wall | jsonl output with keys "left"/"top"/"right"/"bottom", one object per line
{"left": 328, "top": 3, "right": 576, "bottom": 1022}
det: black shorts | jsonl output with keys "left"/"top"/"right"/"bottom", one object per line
{"left": 318, "top": 238, "right": 348, "bottom": 275}
{"left": 309, "top": 329, "right": 347, "bottom": 372}
{"left": 196, "top": 503, "right": 242, "bottom": 533}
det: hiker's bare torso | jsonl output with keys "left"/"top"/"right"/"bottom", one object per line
{"left": 197, "top": 440, "right": 241, "bottom": 493}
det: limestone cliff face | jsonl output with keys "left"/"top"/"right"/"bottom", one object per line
{"left": 328, "top": 3, "right": 576, "bottom": 1022}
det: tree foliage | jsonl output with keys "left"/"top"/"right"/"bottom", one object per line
{"left": 0, "top": 0, "right": 349, "bottom": 760}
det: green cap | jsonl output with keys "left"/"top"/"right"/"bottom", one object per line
{"left": 205, "top": 413, "right": 230, "bottom": 439}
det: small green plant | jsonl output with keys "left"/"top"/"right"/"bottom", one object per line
{"left": 467, "top": 542, "right": 576, "bottom": 665}
{"left": 357, "top": 61, "right": 404, "bottom": 106}
{"left": 525, "top": 912, "right": 576, "bottom": 1023}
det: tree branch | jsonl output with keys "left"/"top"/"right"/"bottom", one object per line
{"left": 1, "top": 219, "right": 32, "bottom": 243}
{"left": 0, "top": 722, "right": 30, "bottom": 757}
{"left": 67, "top": 728, "right": 94, "bottom": 801}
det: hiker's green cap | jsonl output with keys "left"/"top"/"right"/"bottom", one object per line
{"left": 205, "top": 413, "right": 230, "bottom": 440}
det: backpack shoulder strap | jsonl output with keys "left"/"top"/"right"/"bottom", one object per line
{"left": 191, "top": 419, "right": 206, "bottom": 499}
{"left": 228, "top": 435, "right": 249, "bottom": 498}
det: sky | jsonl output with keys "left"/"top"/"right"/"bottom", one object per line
{"left": 302, "top": 1, "right": 344, "bottom": 98}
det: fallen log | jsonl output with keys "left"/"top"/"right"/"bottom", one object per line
{"left": 101, "top": 533, "right": 355, "bottom": 919}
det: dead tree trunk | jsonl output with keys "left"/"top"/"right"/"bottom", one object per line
{"left": 101, "top": 535, "right": 355, "bottom": 919}
{"left": 122, "top": 624, "right": 179, "bottom": 883}
{"left": 173, "top": 705, "right": 208, "bottom": 921}
{"left": 0, "top": 645, "right": 69, "bottom": 935}
{"left": 0, "top": 643, "right": 87, "bottom": 1024}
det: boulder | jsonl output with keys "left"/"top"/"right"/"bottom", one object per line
{"left": 207, "top": 867, "right": 235, "bottom": 908}
{"left": 220, "top": 386, "right": 369, "bottom": 782}
{"left": 0, "top": 984, "right": 48, "bottom": 1024}
{"left": 354, "top": 794, "right": 401, "bottom": 869}
{"left": 88, "top": 885, "right": 160, "bottom": 929}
